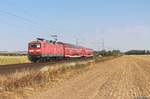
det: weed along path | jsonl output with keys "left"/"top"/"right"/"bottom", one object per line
{"left": 28, "top": 55, "right": 150, "bottom": 99}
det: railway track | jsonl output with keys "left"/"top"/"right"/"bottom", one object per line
{"left": 0, "top": 63, "right": 48, "bottom": 74}
{"left": 0, "top": 58, "right": 94, "bottom": 74}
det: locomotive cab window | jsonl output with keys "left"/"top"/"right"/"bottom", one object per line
{"left": 29, "top": 43, "right": 41, "bottom": 48}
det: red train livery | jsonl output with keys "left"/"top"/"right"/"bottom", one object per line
{"left": 28, "top": 38, "right": 93, "bottom": 62}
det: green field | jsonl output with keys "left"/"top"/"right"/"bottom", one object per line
{"left": 0, "top": 56, "right": 30, "bottom": 65}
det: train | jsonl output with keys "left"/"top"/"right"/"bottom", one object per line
{"left": 28, "top": 38, "right": 94, "bottom": 62}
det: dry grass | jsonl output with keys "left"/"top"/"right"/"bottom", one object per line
{"left": 0, "top": 56, "right": 30, "bottom": 65}
{"left": 0, "top": 56, "right": 118, "bottom": 99}
{"left": 0, "top": 63, "right": 91, "bottom": 98}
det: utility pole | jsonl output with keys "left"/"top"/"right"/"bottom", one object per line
{"left": 102, "top": 39, "right": 105, "bottom": 51}
{"left": 101, "top": 39, "right": 105, "bottom": 56}
{"left": 76, "top": 37, "right": 79, "bottom": 46}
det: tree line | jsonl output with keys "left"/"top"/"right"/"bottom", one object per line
{"left": 125, "top": 50, "right": 150, "bottom": 55}
{"left": 94, "top": 50, "right": 122, "bottom": 56}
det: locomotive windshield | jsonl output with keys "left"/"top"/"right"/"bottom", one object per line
{"left": 29, "top": 43, "right": 41, "bottom": 48}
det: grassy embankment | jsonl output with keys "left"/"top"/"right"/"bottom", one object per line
{"left": 0, "top": 55, "right": 121, "bottom": 98}
{"left": 0, "top": 56, "right": 30, "bottom": 65}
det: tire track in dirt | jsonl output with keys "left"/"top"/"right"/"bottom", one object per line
{"left": 94, "top": 56, "right": 150, "bottom": 99}
{"left": 133, "top": 57, "right": 150, "bottom": 98}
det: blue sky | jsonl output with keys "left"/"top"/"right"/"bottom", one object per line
{"left": 0, "top": 0, "right": 150, "bottom": 51}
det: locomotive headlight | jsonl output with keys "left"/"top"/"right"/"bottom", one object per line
{"left": 36, "top": 49, "right": 41, "bottom": 52}
{"left": 29, "top": 50, "right": 34, "bottom": 52}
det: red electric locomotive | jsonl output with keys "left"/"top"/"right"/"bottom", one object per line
{"left": 28, "top": 38, "right": 93, "bottom": 62}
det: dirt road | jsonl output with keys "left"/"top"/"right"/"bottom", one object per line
{"left": 29, "top": 55, "right": 150, "bottom": 99}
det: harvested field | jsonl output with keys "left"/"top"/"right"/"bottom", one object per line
{"left": 29, "top": 55, "right": 150, "bottom": 99}
{"left": 0, "top": 56, "right": 30, "bottom": 65}
{"left": 0, "top": 56, "right": 116, "bottom": 99}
